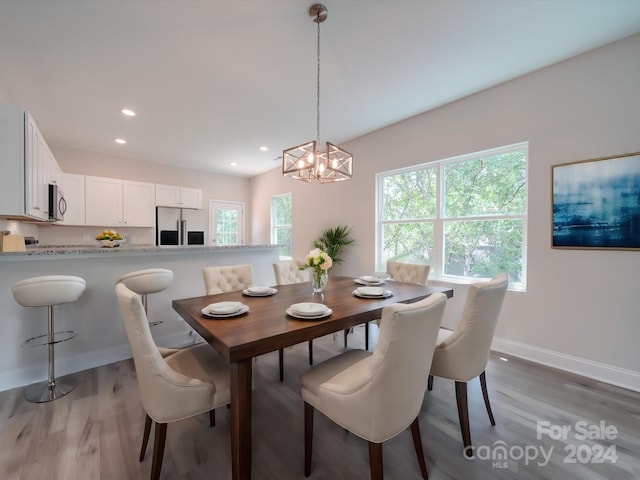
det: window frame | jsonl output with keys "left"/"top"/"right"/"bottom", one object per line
{"left": 376, "top": 142, "right": 528, "bottom": 291}
{"left": 271, "top": 192, "right": 292, "bottom": 260}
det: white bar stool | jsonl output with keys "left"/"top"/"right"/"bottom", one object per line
{"left": 12, "top": 275, "right": 86, "bottom": 403}
{"left": 117, "top": 268, "right": 173, "bottom": 327}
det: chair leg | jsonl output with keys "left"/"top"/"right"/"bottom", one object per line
{"left": 209, "top": 409, "right": 215, "bottom": 427}
{"left": 343, "top": 329, "right": 349, "bottom": 348}
{"left": 139, "top": 413, "right": 153, "bottom": 461}
{"left": 308, "top": 340, "right": 314, "bottom": 365}
{"left": 365, "top": 321, "right": 370, "bottom": 350}
{"left": 479, "top": 371, "right": 496, "bottom": 426}
{"left": 410, "top": 417, "right": 429, "bottom": 479}
{"left": 427, "top": 375, "right": 433, "bottom": 391}
{"left": 304, "top": 402, "right": 314, "bottom": 477}
{"left": 368, "top": 441, "right": 383, "bottom": 480}
{"left": 455, "top": 381, "right": 472, "bottom": 456}
{"left": 150, "top": 422, "right": 167, "bottom": 480}
{"left": 279, "top": 348, "right": 284, "bottom": 382}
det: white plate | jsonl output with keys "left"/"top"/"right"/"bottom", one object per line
{"left": 286, "top": 306, "right": 332, "bottom": 320}
{"left": 290, "top": 302, "right": 330, "bottom": 317}
{"left": 354, "top": 278, "right": 385, "bottom": 286}
{"left": 202, "top": 304, "right": 249, "bottom": 318}
{"left": 243, "top": 286, "right": 277, "bottom": 296}
{"left": 202, "top": 301, "right": 244, "bottom": 315}
{"left": 360, "top": 275, "right": 382, "bottom": 283}
{"left": 353, "top": 288, "right": 393, "bottom": 299}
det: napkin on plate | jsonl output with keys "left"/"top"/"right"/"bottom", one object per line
{"left": 204, "top": 301, "right": 244, "bottom": 315}
{"left": 356, "top": 286, "right": 386, "bottom": 297}
{"left": 290, "top": 302, "right": 329, "bottom": 316}
{"left": 360, "top": 275, "right": 382, "bottom": 283}
{"left": 246, "top": 286, "right": 273, "bottom": 294}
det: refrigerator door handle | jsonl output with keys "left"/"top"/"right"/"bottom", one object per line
{"left": 180, "top": 219, "right": 187, "bottom": 245}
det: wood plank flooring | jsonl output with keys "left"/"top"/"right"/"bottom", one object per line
{"left": 0, "top": 326, "right": 638, "bottom": 480}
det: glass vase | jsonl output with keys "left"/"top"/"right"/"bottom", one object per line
{"left": 311, "top": 270, "right": 328, "bottom": 294}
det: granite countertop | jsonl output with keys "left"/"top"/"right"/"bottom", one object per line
{"left": 0, "top": 244, "right": 278, "bottom": 258}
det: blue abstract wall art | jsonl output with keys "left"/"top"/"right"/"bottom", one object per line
{"left": 552, "top": 152, "right": 640, "bottom": 249}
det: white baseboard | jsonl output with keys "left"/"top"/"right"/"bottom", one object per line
{"left": 0, "top": 331, "right": 192, "bottom": 393}
{"left": 491, "top": 337, "right": 640, "bottom": 393}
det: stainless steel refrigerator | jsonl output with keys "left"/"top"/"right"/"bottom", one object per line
{"left": 156, "top": 207, "right": 207, "bottom": 246}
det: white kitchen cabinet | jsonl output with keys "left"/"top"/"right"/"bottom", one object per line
{"left": 0, "top": 104, "right": 61, "bottom": 221}
{"left": 85, "top": 176, "right": 155, "bottom": 227}
{"left": 155, "top": 184, "right": 202, "bottom": 209}
{"left": 24, "top": 115, "right": 48, "bottom": 220}
{"left": 123, "top": 180, "right": 155, "bottom": 226}
{"left": 58, "top": 173, "right": 86, "bottom": 225}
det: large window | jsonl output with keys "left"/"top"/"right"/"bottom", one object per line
{"left": 271, "top": 193, "right": 292, "bottom": 259}
{"left": 377, "top": 143, "right": 527, "bottom": 289}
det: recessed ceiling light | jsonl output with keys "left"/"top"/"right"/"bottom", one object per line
{"left": 115, "top": 138, "right": 126, "bottom": 144}
{"left": 121, "top": 109, "right": 136, "bottom": 117}
{"left": 259, "top": 146, "right": 269, "bottom": 152}
{"left": 230, "top": 162, "right": 238, "bottom": 167}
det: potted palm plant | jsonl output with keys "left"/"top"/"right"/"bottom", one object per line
{"left": 313, "top": 225, "right": 355, "bottom": 266}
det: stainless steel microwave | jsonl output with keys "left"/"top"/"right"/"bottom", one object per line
{"left": 48, "top": 184, "right": 67, "bottom": 221}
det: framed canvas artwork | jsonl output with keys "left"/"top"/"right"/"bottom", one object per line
{"left": 552, "top": 152, "right": 640, "bottom": 250}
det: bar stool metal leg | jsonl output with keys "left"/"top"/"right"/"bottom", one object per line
{"left": 23, "top": 305, "right": 76, "bottom": 403}
{"left": 141, "top": 293, "right": 162, "bottom": 327}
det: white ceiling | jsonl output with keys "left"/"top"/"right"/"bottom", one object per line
{"left": 1, "top": 1, "right": 640, "bottom": 178}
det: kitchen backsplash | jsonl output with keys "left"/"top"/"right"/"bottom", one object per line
{"left": 0, "top": 219, "right": 38, "bottom": 238}
{"left": 35, "top": 225, "right": 155, "bottom": 246}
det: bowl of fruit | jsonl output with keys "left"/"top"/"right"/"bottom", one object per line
{"left": 96, "top": 229, "right": 124, "bottom": 248}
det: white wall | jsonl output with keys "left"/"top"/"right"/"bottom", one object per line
{"left": 251, "top": 34, "right": 640, "bottom": 391}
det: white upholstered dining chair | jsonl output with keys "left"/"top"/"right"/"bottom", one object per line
{"left": 347, "top": 261, "right": 431, "bottom": 350}
{"left": 386, "top": 260, "right": 430, "bottom": 285}
{"left": 273, "top": 260, "right": 313, "bottom": 380}
{"left": 202, "top": 264, "right": 253, "bottom": 295}
{"left": 302, "top": 293, "right": 447, "bottom": 480}
{"left": 427, "top": 273, "right": 508, "bottom": 456}
{"left": 116, "top": 283, "right": 231, "bottom": 480}
{"left": 273, "top": 259, "right": 309, "bottom": 285}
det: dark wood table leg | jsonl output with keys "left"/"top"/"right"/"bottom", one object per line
{"left": 231, "top": 359, "right": 253, "bottom": 480}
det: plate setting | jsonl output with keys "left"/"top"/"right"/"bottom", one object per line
{"left": 352, "top": 287, "right": 393, "bottom": 299}
{"left": 354, "top": 275, "right": 386, "bottom": 286}
{"left": 201, "top": 302, "right": 249, "bottom": 318}
{"left": 287, "top": 302, "right": 332, "bottom": 320}
{"left": 243, "top": 286, "right": 278, "bottom": 297}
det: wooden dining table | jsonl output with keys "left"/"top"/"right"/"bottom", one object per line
{"left": 172, "top": 275, "right": 453, "bottom": 480}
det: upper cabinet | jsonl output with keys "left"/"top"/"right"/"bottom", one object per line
{"left": 156, "top": 184, "right": 202, "bottom": 209}
{"left": 58, "top": 173, "right": 86, "bottom": 226}
{"left": 85, "top": 176, "right": 155, "bottom": 227}
{"left": 0, "top": 103, "right": 62, "bottom": 221}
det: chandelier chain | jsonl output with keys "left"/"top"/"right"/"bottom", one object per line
{"left": 316, "top": 11, "right": 321, "bottom": 147}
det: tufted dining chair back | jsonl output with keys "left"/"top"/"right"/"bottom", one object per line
{"left": 386, "top": 261, "right": 430, "bottom": 285}
{"left": 203, "top": 264, "right": 253, "bottom": 294}
{"left": 273, "top": 260, "right": 309, "bottom": 285}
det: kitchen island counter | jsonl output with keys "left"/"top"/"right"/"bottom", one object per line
{"left": 0, "top": 244, "right": 281, "bottom": 391}
{"left": 1, "top": 243, "right": 277, "bottom": 259}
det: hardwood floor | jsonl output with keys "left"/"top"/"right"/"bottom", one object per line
{"left": 1, "top": 326, "right": 638, "bottom": 480}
